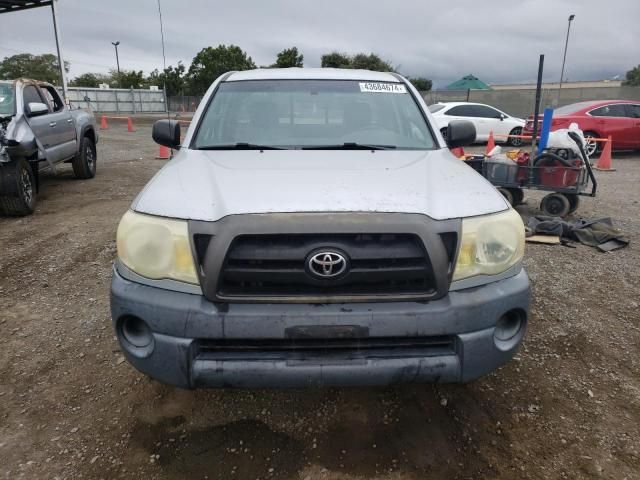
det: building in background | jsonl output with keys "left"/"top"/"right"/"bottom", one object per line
{"left": 490, "top": 80, "right": 623, "bottom": 90}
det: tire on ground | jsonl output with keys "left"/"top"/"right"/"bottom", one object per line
{"left": 565, "top": 193, "right": 580, "bottom": 214}
{"left": 540, "top": 193, "right": 571, "bottom": 217}
{"left": 508, "top": 188, "right": 524, "bottom": 206}
{"left": 0, "top": 158, "right": 36, "bottom": 216}
{"left": 72, "top": 134, "right": 97, "bottom": 179}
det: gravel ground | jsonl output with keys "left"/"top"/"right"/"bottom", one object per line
{"left": 1, "top": 128, "right": 639, "bottom": 480}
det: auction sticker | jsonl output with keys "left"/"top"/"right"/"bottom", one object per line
{"left": 359, "top": 82, "right": 407, "bottom": 94}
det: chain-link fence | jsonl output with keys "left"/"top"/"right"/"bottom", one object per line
{"left": 61, "top": 87, "right": 167, "bottom": 113}
{"left": 167, "top": 95, "right": 203, "bottom": 113}
{"left": 166, "top": 86, "right": 640, "bottom": 118}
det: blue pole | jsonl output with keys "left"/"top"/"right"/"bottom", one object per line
{"left": 538, "top": 108, "right": 554, "bottom": 151}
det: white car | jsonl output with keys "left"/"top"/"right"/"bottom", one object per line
{"left": 429, "top": 102, "right": 526, "bottom": 147}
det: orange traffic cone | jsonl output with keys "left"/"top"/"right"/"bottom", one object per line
{"left": 127, "top": 117, "right": 135, "bottom": 132}
{"left": 485, "top": 130, "right": 495, "bottom": 155}
{"left": 100, "top": 115, "right": 108, "bottom": 129}
{"left": 156, "top": 145, "right": 171, "bottom": 159}
{"left": 594, "top": 136, "right": 615, "bottom": 171}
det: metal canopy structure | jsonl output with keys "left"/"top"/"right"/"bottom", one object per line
{"left": 0, "top": 0, "right": 68, "bottom": 101}
{"left": 0, "top": 0, "right": 52, "bottom": 13}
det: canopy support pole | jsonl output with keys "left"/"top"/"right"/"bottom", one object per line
{"left": 50, "top": 0, "right": 68, "bottom": 103}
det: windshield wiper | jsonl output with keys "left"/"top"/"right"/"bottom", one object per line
{"left": 197, "top": 143, "right": 285, "bottom": 150}
{"left": 302, "top": 142, "right": 396, "bottom": 150}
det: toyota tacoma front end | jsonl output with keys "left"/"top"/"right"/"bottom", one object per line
{"left": 110, "top": 68, "right": 529, "bottom": 388}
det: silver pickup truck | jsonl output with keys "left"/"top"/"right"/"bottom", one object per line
{"left": 111, "top": 68, "right": 529, "bottom": 389}
{"left": 0, "top": 78, "right": 98, "bottom": 216}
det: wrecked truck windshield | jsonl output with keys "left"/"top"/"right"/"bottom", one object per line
{"left": 193, "top": 79, "right": 435, "bottom": 150}
{"left": 0, "top": 82, "right": 16, "bottom": 117}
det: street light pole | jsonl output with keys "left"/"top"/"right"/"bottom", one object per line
{"left": 558, "top": 14, "right": 575, "bottom": 104}
{"left": 111, "top": 41, "right": 121, "bottom": 88}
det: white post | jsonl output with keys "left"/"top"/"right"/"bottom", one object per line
{"left": 50, "top": 0, "right": 68, "bottom": 103}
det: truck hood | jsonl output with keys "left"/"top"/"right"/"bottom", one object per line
{"left": 132, "top": 149, "right": 509, "bottom": 221}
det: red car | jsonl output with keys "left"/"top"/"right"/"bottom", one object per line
{"left": 523, "top": 100, "right": 640, "bottom": 157}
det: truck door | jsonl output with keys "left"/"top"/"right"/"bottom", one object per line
{"left": 39, "top": 85, "right": 77, "bottom": 161}
{"left": 22, "top": 84, "right": 56, "bottom": 159}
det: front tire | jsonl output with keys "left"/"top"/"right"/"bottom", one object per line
{"left": 0, "top": 158, "right": 36, "bottom": 216}
{"left": 508, "top": 127, "right": 524, "bottom": 147}
{"left": 72, "top": 135, "right": 97, "bottom": 179}
{"left": 583, "top": 131, "right": 601, "bottom": 158}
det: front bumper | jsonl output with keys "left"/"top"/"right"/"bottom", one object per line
{"left": 110, "top": 268, "right": 530, "bottom": 388}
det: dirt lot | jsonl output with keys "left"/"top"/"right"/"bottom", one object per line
{"left": 1, "top": 125, "right": 639, "bottom": 480}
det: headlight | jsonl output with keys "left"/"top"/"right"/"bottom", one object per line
{"left": 116, "top": 210, "right": 199, "bottom": 284}
{"left": 453, "top": 208, "right": 525, "bottom": 282}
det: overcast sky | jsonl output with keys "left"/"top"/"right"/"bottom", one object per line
{"left": 0, "top": 0, "right": 638, "bottom": 87}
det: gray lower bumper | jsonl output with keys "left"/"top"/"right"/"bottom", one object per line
{"left": 110, "top": 268, "right": 530, "bottom": 388}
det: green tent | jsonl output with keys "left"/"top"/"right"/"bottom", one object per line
{"left": 445, "top": 74, "right": 492, "bottom": 91}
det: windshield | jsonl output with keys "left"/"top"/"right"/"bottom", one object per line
{"left": 0, "top": 82, "right": 16, "bottom": 117}
{"left": 193, "top": 79, "right": 435, "bottom": 150}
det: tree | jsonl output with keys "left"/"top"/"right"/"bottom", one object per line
{"left": 407, "top": 77, "right": 432, "bottom": 92}
{"left": 147, "top": 62, "right": 186, "bottom": 96}
{"left": 186, "top": 45, "right": 256, "bottom": 95}
{"left": 623, "top": 65, "right": 640, "bottom": 86}
{"left": 272, "top": 47, "right": 303, "bottom": 68}
{"left": 0, "top": 53, "right": 69, "bottom": 84}
{"left": 113, "top": 69, "right": 145, "bottom": 89}
{"left": 70, "top": 72, "right": 112, "bottom": 88}
{"left": 321, "top": 52, "right": 352, "bottom": 69}
{"left": 350, "top": 53, "right": 393, "bottom": 72}
{"left": 321, "top": 52, "right": 393, "bottom": 72}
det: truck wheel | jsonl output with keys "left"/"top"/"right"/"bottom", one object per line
{"left": 540, "top": 193, "right": 571, "bottom": 217}
{"left": 497, "top": 187, "right": 514, "bottom": 206}
{"left": 72, "top": 135, "right": 97, "bottom": 179}
{"left": 565, "top": 193, "right": 580, "bottom": 214}
{"left": 0, "top": 158, "right": 36, "bottom": 216}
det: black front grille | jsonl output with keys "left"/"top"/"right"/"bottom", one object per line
{"left": 196, "top": 336, "right": 456, "bottom": 361}
{"left": 217, "top": 234, "right": 435, "bottom": 300}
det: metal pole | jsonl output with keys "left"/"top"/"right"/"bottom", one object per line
{"left": 558, "top": 14, "right": 575, "bottom": 104}
{"left": 112, "top": 41, "right": 121, "bottom": 88}
{"left": 50, "top": 0, "right": 68, "bottom": 103}
{"left": 530, "top": 54, "right": 545, "bottom": 185}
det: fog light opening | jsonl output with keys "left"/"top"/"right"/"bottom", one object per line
{"left": 495, "top": 309, "right": 524, "bottom": 342}
{"left": 119, "top": 316, "right": 155, "bottom": 358}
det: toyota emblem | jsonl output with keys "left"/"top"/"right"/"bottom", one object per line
{"left": 307, "top": 250, "right": 348, "bottom": 279}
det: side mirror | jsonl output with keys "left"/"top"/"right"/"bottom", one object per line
{"left": 27, "top": 102, "right": 49, "bottom": 117}
{"left": 152, "top": 119, "right": 181, "bottom": 149}
{"left": 499, "top": 113, "right": 506, "bottom": 121}
{"left": 446, "top": 120, "right": 476, "bottom": 148}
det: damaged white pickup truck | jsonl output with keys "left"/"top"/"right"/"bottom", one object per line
{"left": 0, "top": 79, "right": 98, "bottom": 216}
